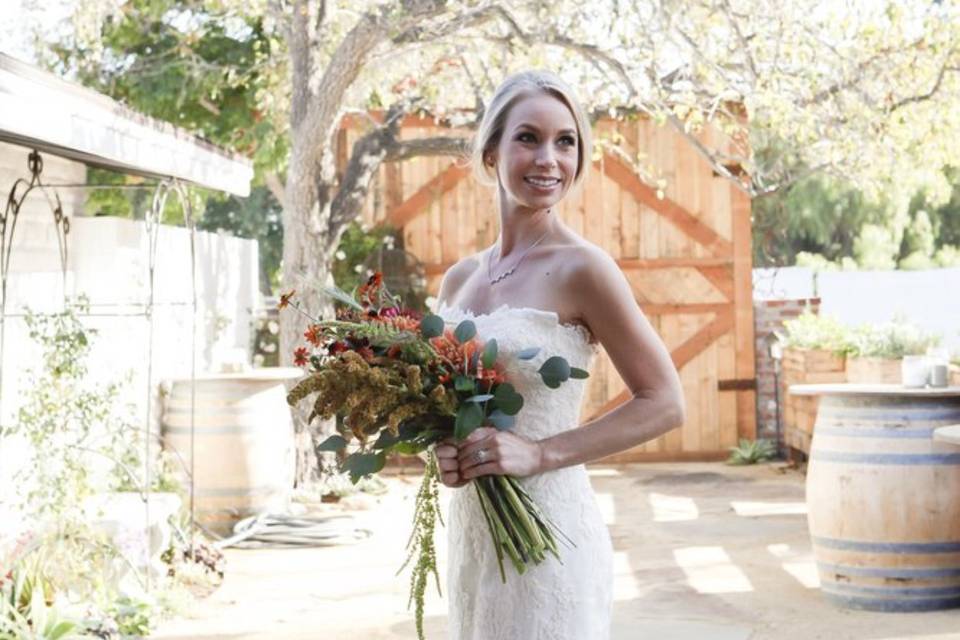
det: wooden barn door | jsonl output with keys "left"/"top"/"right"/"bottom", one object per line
{"left": 348, "top": 115, "right": 755, "bottom": 462}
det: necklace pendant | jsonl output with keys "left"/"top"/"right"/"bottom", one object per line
{"left": 490, "top": 267, "right": 515, "bottom": 285}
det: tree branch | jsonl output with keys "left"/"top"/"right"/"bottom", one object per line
{"left": 289, "top": 0, "right": 312, "bottom": 129}
{"left": 888, "top": 54, "right": 959, "bottom": 113}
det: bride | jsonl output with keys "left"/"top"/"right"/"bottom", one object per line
{"left": 433, "top": 70, "right": 686, "bottom": 639}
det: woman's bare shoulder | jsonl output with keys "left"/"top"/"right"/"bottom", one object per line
{"left": 437, "top": 250, "right": 486, "bottom": 304}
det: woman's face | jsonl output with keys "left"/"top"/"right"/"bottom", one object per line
{"left": 488, "top": 92, "right": 580, "bottom": 212}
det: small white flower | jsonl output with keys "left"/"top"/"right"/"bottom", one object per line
{"left": 353, "top": 264, "right": 363, "bottom": 273}
{"left": 335, "top": 250, "right": 346, "bottom": 260}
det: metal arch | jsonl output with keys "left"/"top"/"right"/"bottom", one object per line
{"left": 143, "top": 178, "right": 199, "bottom": 591}
{"left": 0, "top": 153, "right": 202, "bottom": 595}
{"left": 0, "top": 149, "right": 70, "bottom": 438}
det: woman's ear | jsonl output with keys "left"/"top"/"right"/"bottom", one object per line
{"left": 484, "top": 150, "right": 496, "bottom": 168}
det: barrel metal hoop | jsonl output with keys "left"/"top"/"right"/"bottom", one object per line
{"left": 817, "top": 561, "right": 960, "bottom": 579}
{"left": 812, "top": 536, "right": 960, "bottom": 554}
{"left": 810, "top": 451, "right": 960, "bottom": 465}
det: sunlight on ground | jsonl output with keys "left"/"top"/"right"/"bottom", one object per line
{"left": 612, "top": 550, "right": 643, "bottom": 602}
{"left": 673, "top": 546, "right": 754, "bottom": 594}
{"left": 767, "top": 543, "right": 820, "bottom": 589}
{"left": 594, "top": 492, "right": 616, "bottom": 525}
{"left": 649, "top": 492, "right": 699, "bottom": 522}
{"left": 731, "top": 501, "right": 808, "bottom": 517}
{"left": 587, "top": 468, "right": 622, "bottom": 477}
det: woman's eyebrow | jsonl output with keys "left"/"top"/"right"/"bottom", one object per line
{"left": 513, "top": 123, "right": 577, "bottom": 136}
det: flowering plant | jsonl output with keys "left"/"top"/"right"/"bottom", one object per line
{"left": 282, "top": 272, "right": 588, "bottom": 639}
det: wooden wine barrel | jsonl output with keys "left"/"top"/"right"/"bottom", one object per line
{"left": 793, "top": 384, "right": 960, "bottom": 611}
{"left": 161, "top": 368, "right": 302, "bottom": 536}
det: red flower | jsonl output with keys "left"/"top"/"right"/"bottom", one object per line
{"left": 293, "top": 347, "right": 309, "bottom": 367}
{"left": 304, "top": 324, "right": 323, "bottom": 346}
{"left": 328, "top": 341, "right": 348, "bottom": 355}
{"left": 278, "top": 290, "right": 296, "bottom": 310}
{"left": 356, "top": 346, "right": 375, "bottom": 362}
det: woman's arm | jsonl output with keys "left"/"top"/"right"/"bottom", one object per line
{"left": 536, "top": 247, "right": 685, "bottom": 471}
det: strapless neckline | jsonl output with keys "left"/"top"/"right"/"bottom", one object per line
{"left": 437, "top": 301, "right": 598, "bottom": 351}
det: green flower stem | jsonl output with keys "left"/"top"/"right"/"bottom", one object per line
{"left": 476, "top": 479, "right": 525, "bottom": 576}
{"left": 498, "top": 476, "right": 546, "bottom": 554}
{"left": 474, "top": 481, "right": 507, "bottom": 583}
{"left": 484, "top": 479, "right": 538, "bottom": 564}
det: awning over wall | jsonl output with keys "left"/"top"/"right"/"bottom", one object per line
{"left": 0, "top": 53, "right": 253, "bottom": 197}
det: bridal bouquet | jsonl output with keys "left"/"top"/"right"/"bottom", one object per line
{"left": 282, "top": 273, "right": 587, "bottom": 638}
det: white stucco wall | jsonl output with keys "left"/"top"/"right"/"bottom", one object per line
{"left": 754, "top": 266, "right": 960, "bottom": 355}
{"left": 0, "top": 144, "right": 259, "bottom": 501}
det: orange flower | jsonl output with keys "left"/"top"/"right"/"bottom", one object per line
{"left": 278, "top": 290, "right": 296, "bottom": 309}
{"left": 304, "top": 324, "right": 323, "bottom": 346}
{"left": 356, "top": 346, "right": 375, "bottom": 362}
{"left": 293, "top": 346, "right": 309, "bottom": 367}
{"left": 430, "top": 328, "right": 482, "bottom": 374}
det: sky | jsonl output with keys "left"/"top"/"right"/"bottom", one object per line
{"left": 0, "top": 0, "right": 74, "bottom": 63}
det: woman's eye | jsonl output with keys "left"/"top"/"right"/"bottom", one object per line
{"left": 558, "top": 135, "right": 576, "bottom": 147}
{"left": 517, "top": 132, "right": 536, "bottom": 143}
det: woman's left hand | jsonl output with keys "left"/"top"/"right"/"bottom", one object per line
{"left": 456, "top": 427, "right": 544, "bottom": 480}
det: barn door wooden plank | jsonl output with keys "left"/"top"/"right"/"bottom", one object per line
{"left": 385, "top": 163, "right": 469, "bottom": 228}
{"left": 595, "top": 152, "right": 733, "bottom": 257}
{"left": 586, "top": 307, "right": 734, "bottom": 420}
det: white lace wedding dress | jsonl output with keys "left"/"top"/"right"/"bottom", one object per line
{"left": 437, "top": 302, "right": 614, "bottom": 640}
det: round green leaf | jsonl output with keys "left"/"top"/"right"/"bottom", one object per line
{"left": 455, "top": 375, "right": 476, "bottom": 393}
{"left": 493, "top": 382, "right": 524, "bottom": 415}
{"left": 465, "top": 393, "right": 495, "bottom": 403}
{"left": 454, "top": 319, "right": 477, "bottom": 343}
{"left": 317, "top": 434, "right": 348, "bottom": 451}
{"left": 420, "top": 314, "right": 444, "bottom": 338}
{"left": 342, "top": 451, "right": 386, "bottom": 483}
{"left": 455, "top": 402, "right": 484, "bottom": 440}
{"left": 538, "top": 356, "right": 571, "bottom": 381}
{"left": 516, "top": 347, "right": 540, "bottom": 360}
{"left": 482, "top": 339, "right": 498, "bottom": 368}
{"left": 486, "top": 410, "right": 516, "bottom": 431}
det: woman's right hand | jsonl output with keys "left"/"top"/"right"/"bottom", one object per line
{"left": 435, "top": 437, "right": 470, "bottom": 488}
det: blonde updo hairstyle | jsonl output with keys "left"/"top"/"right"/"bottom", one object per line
{"left": 471, "top": 70, "right": 592, "bottom": 189}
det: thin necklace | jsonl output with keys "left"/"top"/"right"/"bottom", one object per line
{"left": 487, "top": 227, "right": 551, "bottom": 285}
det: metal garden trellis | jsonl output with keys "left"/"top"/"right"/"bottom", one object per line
{"left": 0, "top": 52, "right": 253, "bottom": 591}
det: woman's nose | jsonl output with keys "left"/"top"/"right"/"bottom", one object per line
{"left": 534, "top": 145, "right": 557, "bottom": 168}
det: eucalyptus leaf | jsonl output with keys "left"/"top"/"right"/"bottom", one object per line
{"left": 487, "top": 410, "right": 516, "bottom": 431}
{"left": 541, "top": 376, "right": 562, "bottom": 389}
{"left": 570, "top": 367, "right": 590, "bottom": 379}
{"left": 516, "top": 347, "right": 540, "bottom": 360}
{"left": 455, "top": 375, "right": 476, "bottom": 393}
{"left": 455, "top": 402, "right": 484, "bottom": 440}
{"left": 372, "top": 430, "right": 401, "bottom": 450}
{"left": 341, "top": 451, "right": 386, "bottom": 483}
{"left": 465, "top": 393, "right": 495, "bottom": 403}
{"left": 482, "top": 339, "right": 498, "bottom": 368}
{"left": 454, "top": 319, "right": 477, "bottom": 343}
{"left": 420, "top": 314, "right": 444, "bottom": 338}
{"left": 493, "top": 383, "right": 524, "bottom": 415}
{"left": 317, "top": 434, "right": 348, "bottom": 452}
{"left": 538, "top": 356, "right": 571, "bottom": 381}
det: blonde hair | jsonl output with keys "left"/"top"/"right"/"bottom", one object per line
{"left": 471, "top": 70, "right": 592, "bottom": 188}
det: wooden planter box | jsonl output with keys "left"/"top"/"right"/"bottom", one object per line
{"left": 845, "top": 357, "right": 902, "bottom": 384}
{"left": 782, "top": 347, "right": 847, "bottom": 460}
{"left": 951, "top": 364, "right": 960, "bottom": 386}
